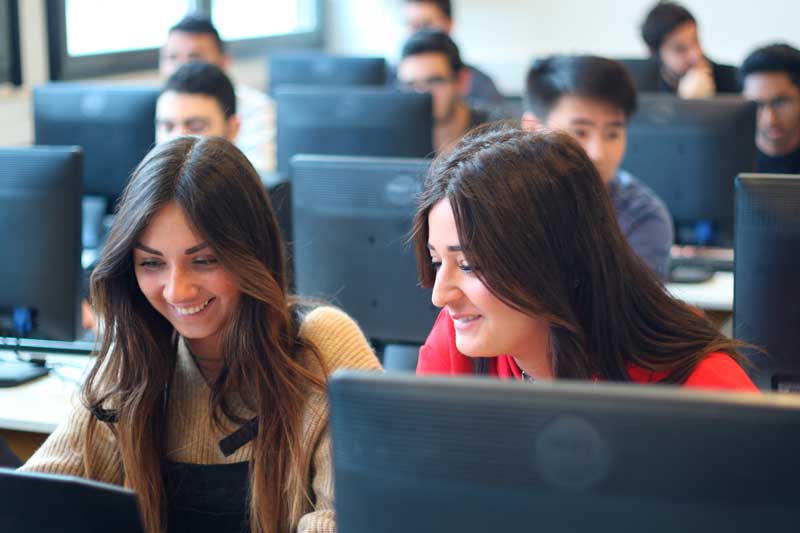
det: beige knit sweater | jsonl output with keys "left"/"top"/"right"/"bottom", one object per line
{"left": 21, "top": 306, "right": 383, "bottom": 532}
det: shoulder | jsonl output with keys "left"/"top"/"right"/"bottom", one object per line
{"left": 299, "top": 305, "right": 381, "bottom": 373}
{"left": 684, "top": 352, "right": 759, "bottom": 393}
{"left": 710, "top": 62, "right": 741, "bottom": 93}
{"left": 234, "top": 83, "right": 273, "bottom": 111}
{"left": 613, "top": 171, "right": 673, "bottom": 226}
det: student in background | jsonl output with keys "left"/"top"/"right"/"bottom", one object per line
{"left": 156, "top": 61, "right": 240, "bottom": 144}
{"left": 160, "top": 14, "right": 276, "bottom": 181}
{"left": 741, "top": 43, "right": 800, "bottom": 175}
{"left": 413, "top": 125, "right": 756, "bottom": 392}
{"left": 402, "top": 0, "right": 503, "bottom": 106}
{"left": 640, "top": 1, "right": 739, "bottom": 98}
{"left": 22, "top": 137, "right": 381, "bottom": 533}
{"left": 523, "top": 55, "right": 673, "bottom": 281}
{"left": 398, "top": 29, "right": 490, "bottom": 154}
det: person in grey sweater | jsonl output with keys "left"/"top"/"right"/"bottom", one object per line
{"left": 523, "top": 55, "right": 673, "bottom": 281}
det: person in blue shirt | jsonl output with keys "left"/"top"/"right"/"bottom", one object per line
{"left": 523, "top": 55, "right": 674, "bottom": 281}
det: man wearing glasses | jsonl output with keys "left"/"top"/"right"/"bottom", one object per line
{"left": 741, "top": 44, "right": 800, "bottom": 175}
{"left": 397, "top": 29, "right": 489, "bottom": 154}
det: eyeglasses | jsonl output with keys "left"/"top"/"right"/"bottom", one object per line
{"left": 398, "top": 75, "right": 455, "bottom": 93}
{"left": 752, "top": 95, "right": 800, "bottom": 114}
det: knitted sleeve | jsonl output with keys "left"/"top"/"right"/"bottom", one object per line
{"left": 295, "top": 305, "right": 382, "bottom": 533}
{"left": 19, "top": 403, "right": 124, "bottom": 485}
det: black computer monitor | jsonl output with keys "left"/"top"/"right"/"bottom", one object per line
{"left": 0, "top": 468, "right": 144, "bottom": 532}
{"left": 268, "top": 52, "right": 386, "bottom": 95}
{"left": 622, "top": 95, "right": 757, "bottom": 247}
{"left": 733, "top": 173, "right": 800, "bottom": 391}
{"left": 329, "top": 371, "right": 800, "bottom": 533}
{"left": 291, "top": 155, "right": 438, "bottom": 345}
{"left": 33, "top": 83, "right": 159, "bottom": 210}
{"left": 0, "top": 146, "right": 82, "bottom": 341}
{"left": 275, "top": 87, "right": 433, "bottom": 174}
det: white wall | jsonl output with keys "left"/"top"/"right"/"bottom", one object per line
{"left": 326, "top": 0, "right": 800, "bottom": 94}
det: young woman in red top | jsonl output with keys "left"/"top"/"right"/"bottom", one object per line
{"left": 412, "top": 125, "right": 757, "bottom": 391}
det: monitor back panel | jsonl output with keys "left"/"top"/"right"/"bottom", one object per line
{"left": 33, "top": 83, "right": 159, "bottom": 207}
{"left": 276, "top": 87, "right": 433, "bottom": 173}
{"left": 330, "top": 372, "right": 800, "bottom": 533}
{"left": 292, "top": 155, "right": 438, "bottom": 344}
{"left": 734, "top": 174, "right": 800, "bottom": 391}
{"left": 622, "top": 95, "right": 757, "bottom": 246}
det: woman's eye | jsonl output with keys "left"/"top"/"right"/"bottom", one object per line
{"left": 458, "top": 262, "right": 475, "bottom": 273}
{"left": 194, "top": 257, "right": 218, "bottom": 267}
{"left": 431, "top": 260, "right": 442, "bottom": 271}
{"left": 138, "top": 259, "right": 163, "bottom": 269}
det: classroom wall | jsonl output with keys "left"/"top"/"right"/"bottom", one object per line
{"left": 326, "top": 0, "right": 800, "bottom": 94}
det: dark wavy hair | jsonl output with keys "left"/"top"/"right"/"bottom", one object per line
{"left": 163, "top": 61, "right": 237, "bottom": 118}
{"left": 412, "top": 124, "right": 746, "bottom": 380}
{"left": 84, "top": 136, "right": 325, "bottom": 533}
{"left": 740, "top": 43, "right": 800, "bottom": 90}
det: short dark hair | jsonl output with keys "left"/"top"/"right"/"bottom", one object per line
{"left": 525, "top": 55, "right": 637, "bottom": 120}
{"left": 741, "top": 43, "right": 800, "bottom": 90}
{"left": 641, "top": 1, "right": 696, "bottom": 54}
{"left": 401, "top": 28, "right": 463, "bottom": 74}
{"left": 162, "top": 61, "right": 237, "bottom": 118}
{"left": 168, "top": 13, "right": 224, "bottom": 53}
{"left": 404, "top": 0, "right": 452, "bottom": 19}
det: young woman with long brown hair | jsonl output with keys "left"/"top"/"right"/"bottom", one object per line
{"left": 413, "top": 125, "right": 756, "bottom": 391}
{"left": 22, "top": 136, "right": 381, "bottom": 533}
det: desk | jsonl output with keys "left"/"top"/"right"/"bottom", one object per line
{"left": 666, "top": 271, "right": 733, "bottom": 312}
{"left": 0, "top": 354, "right": 89, "bottom": 460}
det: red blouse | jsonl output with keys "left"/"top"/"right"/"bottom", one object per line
{"left": 418, "top": 309, "right": 759, "bottom": 392}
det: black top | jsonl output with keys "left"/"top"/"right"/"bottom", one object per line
{"left": 624, "top": 57, "right": 740, "bottom": 94}
{"left": 756, "top": 146, "right": 800, "bottom": 175}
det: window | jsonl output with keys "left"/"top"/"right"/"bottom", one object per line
{"left": 0, "top": 0, "right": 22, "bottom": 85}
{"left": 46, "top": 0, "right": 324, "bottom": 80}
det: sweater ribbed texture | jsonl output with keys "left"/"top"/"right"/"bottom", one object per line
{"left": 22, "top": 305, "right": 382, "bottom": 532}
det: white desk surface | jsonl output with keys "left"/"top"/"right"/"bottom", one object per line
{"left": 0, "top": 354, "right": 90, "bottom": 434}
{"left": 666, "top": 271, "right": 734, "bottom": 312}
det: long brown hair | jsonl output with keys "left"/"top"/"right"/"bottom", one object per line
{"left": 412, "top": 125, "right": 745, "bottom": 381}
{"left": 84, "top": 136, "right": 326, "bottom": 533}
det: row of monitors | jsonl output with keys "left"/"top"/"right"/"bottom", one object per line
{"left": 0, "top": 144, "right": 797, "bottom": 391}
{"left": 8, "top": 369, "right": 800, "bottom": 531}
{"left": 33, "top": 82, "right": 756, "bottom": 247}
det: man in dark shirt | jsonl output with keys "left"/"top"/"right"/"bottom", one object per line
{"left": 639, "top": 2, "right": 739, "bottom": 97}
{"left": 397, "top": 29, "right": 490, "bottom": 154}
{"left": 523, "top": 56, "right": 674, "bottom": 281}
{"left": 401, "top": 0, "right": 503, "bottom": 106}
{"left": 741, "top": 44, "right": 800, "bottom": 175}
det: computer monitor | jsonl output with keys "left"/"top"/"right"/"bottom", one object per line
{"left": 0, "top": 146, "right": 82, "bottom": 341}
{"left": 622, "top": 95, "right": 757, "bottom": 247}
{"left": 291, "top": 155, "right": 438, "bottom": 345}
{"left": 733, "top": 173, "right": 800, "bottom": 391}
{"left": 268, "top": 52, "right": 386, "bottom": 95}
{"left": 0, "top": 468, "right": 144, "bottom": 532}
{"left": 33, "top": 83, "right": 159, "bottom": 210}
{"left": 275, "top": 87, "right": 433, "bottom": 174}
{"left": 329, "top": 371, "right": 800, "bottom": 533}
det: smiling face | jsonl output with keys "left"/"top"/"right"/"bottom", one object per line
{"left": 133, "top": 202, "right": 240, "bottom": 359}
{"left": 426, "top": 199, "right": 550, "bottom": 360}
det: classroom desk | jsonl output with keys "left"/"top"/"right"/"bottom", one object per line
{"left": 0, "top": 354, "right": 89, "bottom": 461}
{"left": 666, "top": 271, "right": 734, "bottom": 312}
